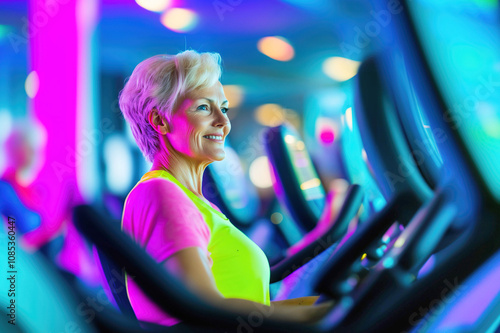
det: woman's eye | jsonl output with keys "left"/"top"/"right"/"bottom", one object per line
{"left": 221, "top": 107, "right": 229, "bottom": 114}
{"left": 197, "top": 105, "right": 209, "bottom": 111}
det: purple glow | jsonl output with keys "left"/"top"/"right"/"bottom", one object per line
{"left": 434, "top": 250, "right": 500, "bottom": 330}
{"left": 295, "top": 157, "right": 309, "bottom": 168}
{"left": 247, "top": 219, "right": 273, "bottom": 249}
{"left": 56, "top": 221, "right": 100, "bottom": 285}
{"left": 417, "top": 254, "right": 436, "bottom": 278}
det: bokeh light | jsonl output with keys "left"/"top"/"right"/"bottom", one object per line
{"left": 257, "top": 36, "right": 295, "bottom": 61}
{"left": 135, "top": 0, "right": 171, "bottom": 12}
{"left": 160, "top": 8, "right": 198, "bottom": 33}
{"left": 345, "top": 107, "right": 353, "bottom": 131}
{"left": 284, "top": 134, "right": 296, "bottom": 144}
{"left": 296, "top": 140, "right": 305, "bottom": 150}
{"left": 329, "top": 178, "right": 349, "bottom": 193}
{"left": 361, "top": 148, "right": 368, "bottom": 163}
{"left": 319, "top": 129, "right": 334, "bottom": 145}
{"left": 25, "top": 71, "right": 40, "bottom": 99}
{"left": 249, "top": 155, "right": 273, "bottom": 188}
{"left": 255, "top": 103, "right": 286, "bottom": 127}
{"left": 103, "top": 134, "right": 134, "bottom": 195}
{"left": 284, "top": 108, "right": 301, "bottom": 129}
{"left": 223, "top": 85, "right": 243, "bottom": 108}
{"left": 0, "top": 110, "right": 13, "bottom": 175}
{"left": 300, "top": 177, "right": 321, "bottom": 191}
{"left": 316, "top": 117, "right": 339, "bottom": 145}
{"left": 0, "top": 110, "right": 13, "bottom": 142}
{"left": 270, "top": 212, "right": 283, "bottom": 224}
{"left": 323, "top": 57, "right": 361, "bottom": 82}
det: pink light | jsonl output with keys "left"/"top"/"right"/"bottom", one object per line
{"left": 316, "top": 117, "right": 339, "bottom": 146}
{"left": 25, "top": 0, "right": 99, "bottom": 285}
{"left": 319, "top": 128, "right": 335, "bottom": 144}
{"left": 26, "top": 0, "right": 83, "bottom": 249}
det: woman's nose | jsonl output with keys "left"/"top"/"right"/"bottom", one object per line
{"left": 213, "top": 107, "right": 230, "bottom": 127}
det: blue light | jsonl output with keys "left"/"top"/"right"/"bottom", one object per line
{"left": 382, "top": 257, "right": 395, "bottom": 269}
{"left": 103, "top": 134, "right": 134, "bottom": 195}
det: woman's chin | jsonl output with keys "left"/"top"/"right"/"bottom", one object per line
{"left": 210, "top": 151, "right": 226, "bottom": 162}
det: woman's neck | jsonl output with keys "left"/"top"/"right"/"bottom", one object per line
{"left": 150, "top": 150, "right": 210, "bottom": 198}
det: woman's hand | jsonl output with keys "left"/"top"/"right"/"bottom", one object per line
{"left": 271, "top": 297, "right": 335, "bottom": 323}
{"left": 299, "top": 300, "right": 335, "bottom": 323}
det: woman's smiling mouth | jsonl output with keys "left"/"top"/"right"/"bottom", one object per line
{"left": 203, "top": 135, "right": 224, "bottom": 142}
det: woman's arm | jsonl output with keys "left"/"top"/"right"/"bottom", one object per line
{"left": 271, "top": 296, "right": 320, "bottom": 306}
{"left": 164, "top": 247, "right": 333, "bottom": 323}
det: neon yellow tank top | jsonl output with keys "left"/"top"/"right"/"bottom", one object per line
{"left": 139, "top": 170, "right": 270, "bottom": 305}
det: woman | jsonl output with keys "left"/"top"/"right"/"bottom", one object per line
{"left": 119, "top": 50, "right": 331, "bottom": 327}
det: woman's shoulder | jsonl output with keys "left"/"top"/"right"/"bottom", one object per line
{"left": 127, "top": 177, "right": 192, "bottom": 206}
{"left": 123, "top": 176, "right": 206, "bottom": 230}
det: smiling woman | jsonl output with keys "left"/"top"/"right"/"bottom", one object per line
{"left": 119, "top": 51, "right": 224, "bottom": 164}
{"left": 150, "top": 81, "right": 231, "bottom": 164}
{"left": 117, "top": 50, "right": 332, "bottom": 327}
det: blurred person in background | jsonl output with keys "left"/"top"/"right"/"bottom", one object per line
{"left": 0, "top": 123, "right": 43, "bottom": 235}
{"left": 0, "top": 120, "right": 98, "bottom": 284}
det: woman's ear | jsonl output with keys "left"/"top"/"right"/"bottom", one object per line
{"left": 148, "top": 108, "right": 169, "bottom": 135}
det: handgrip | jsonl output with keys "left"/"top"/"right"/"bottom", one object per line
{"left": 270, "top": 184, "right": 364, "bottom": 283}
{"left": 313, "top": 190, "right": 419, "bottom": 298}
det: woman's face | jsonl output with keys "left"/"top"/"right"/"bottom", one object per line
{"left": 166, "top": 81, "right": 231, "bottom": 162}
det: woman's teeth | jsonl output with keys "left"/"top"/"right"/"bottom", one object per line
{"left": 204, "top": 135, "right": 222, "bottom": 140}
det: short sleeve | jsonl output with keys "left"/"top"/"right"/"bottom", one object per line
{"left": 122, "top": 178, "right": 211, "bottom": 264}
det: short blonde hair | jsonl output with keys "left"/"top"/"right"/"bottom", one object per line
{"left": 119, "top": 50, "right": 222, "bottom": 162}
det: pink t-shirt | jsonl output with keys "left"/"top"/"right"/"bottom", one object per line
{"left": 122, "top": 177, "right": 212, "bottom": 326}
{"left": 121, "top": 170, "right": 270, "bottom": 327}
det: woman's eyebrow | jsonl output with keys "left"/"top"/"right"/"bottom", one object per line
{"left": 199, "top": 97, "right": 229, "bottom": 105}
